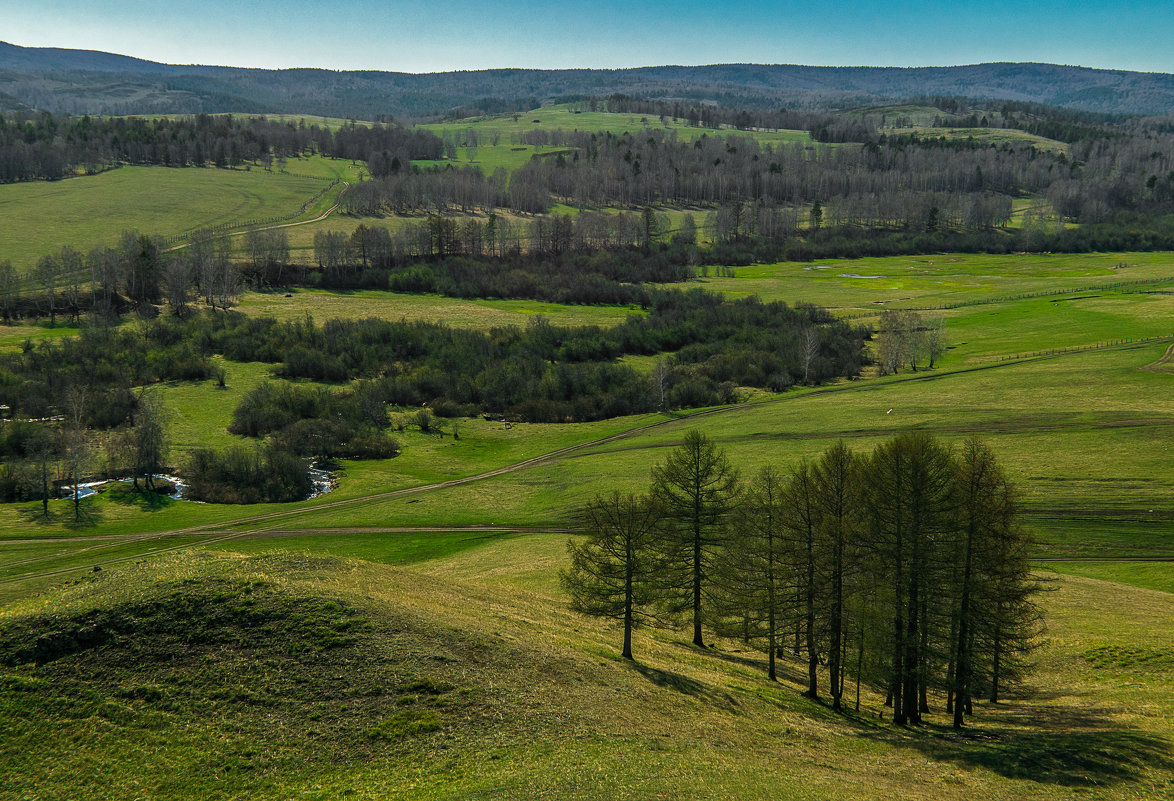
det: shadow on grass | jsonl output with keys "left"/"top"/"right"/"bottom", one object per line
{"left": 62, "top": 501, "right": 103, "bottom": 530}
{"left": 107, "top": 486, "right": 176, "bottom": 512}
{"left": 859, "top": 696, "right": 1174, "bottom": 788}
{"left": 17, "top": 505, "right": 59, "bottom": 527}
{"left": 630, "top": 662, "right": 741, "bottom": 713}
{"left": 913, "top": 726, "right": 1174, "bottom": 787}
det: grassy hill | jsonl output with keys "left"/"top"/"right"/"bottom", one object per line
{"left": 1, "top": 543, "right": 1171, "bottom": 800}
{"left": 5, "top": 43, "right": 1174, "bottom": 115}
{"left": 0, "top": 155, "right": 358, "bottom": 270}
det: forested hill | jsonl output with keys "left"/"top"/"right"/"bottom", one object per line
{"left": 3, "top": 41, "right": 1174, "bottom": 117}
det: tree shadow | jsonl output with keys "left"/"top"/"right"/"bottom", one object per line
{"left": 62, "top": 501, "right": 103, "bottom": 530}
{"left": 630, "top": 662, "right": 741, "bottom": 713}
{"left": 861, "top": 697, "right": 1174, "bottom": 788}
{"left": 106, "top": 486, "right": 175, "bottom": 512}
{"left": 913, "top": 727, "right": 1174, "bottom": 787}
{"left": 17, "top": 505, "right": 59, "bottom": 527}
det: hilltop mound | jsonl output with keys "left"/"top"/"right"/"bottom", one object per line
{"left": 2, "top": 548, "right": 1171, "bottom": 799}
{"left": 0, "top": 553, "right": 574, "bottom": 798}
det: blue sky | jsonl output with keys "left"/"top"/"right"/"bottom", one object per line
{"left": 5, "top": 0, "right": 1174, "bottom": 74}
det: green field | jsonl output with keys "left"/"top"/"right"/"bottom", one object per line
{"left": 1, "top": 536, "right": 1171, "bottom": 800}
{"left": 2, "top": 205, "right": 1174, "bottom": 798}
{"left": 416, "top": 103, "right": 826, "bottom": 179}
{"left": 421, "top": 103, "right": 818, "bottom": 146}
{"left": 236, "top": 287, "right": 641, "bottom": 329}
{"left": 0, "top": 155, "right": 359, "bottom": 269}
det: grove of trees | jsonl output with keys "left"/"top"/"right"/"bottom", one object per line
{"left": 561, "top": 431, "right": 1043, "bottom": 729}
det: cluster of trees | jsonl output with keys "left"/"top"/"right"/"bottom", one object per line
{"left": 1, "top": 230, "right": 241, "bottom": 326}
{"left": 384, "top": 249, "right": 692, "bottom": 305}
{"left": 337, "top": 128, "right": 1042, "bottom": 228}
{"left": 320, "top": 210, "right": 683, "bottom": 275}
{"left": 0, "top": 287, "right": 864, "bottom": 504}
{"left": 875, "top": 311, "right": 947, "bottom": 374}
{"left": 198, "top": 293, "right": 864, "bottom": 423}
{"left": 228, "top": 381, "right": 399, "bottom": 460}
{"left": 0, "top": 388, "right": 168, "bottom": 517}
{"left": 562, "top": 431, "right": 1042, "bottom": 728}
{"left": 184, "top": 445, "right": 311, "bottom": 504}
{"left": 0, "top": 112, "right": 442, "bottom": 182}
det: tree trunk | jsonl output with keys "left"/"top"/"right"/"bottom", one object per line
{"left": 692, "top": 520, "right": 704, "bottom": 647}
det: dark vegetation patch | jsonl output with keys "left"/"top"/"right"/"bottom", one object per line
{"left": 0, "top": 556, "right": 503, "bottom": 798}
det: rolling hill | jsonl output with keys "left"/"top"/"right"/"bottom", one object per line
{"left": 2, "top": 41, "right": 1174, "bottom": 118}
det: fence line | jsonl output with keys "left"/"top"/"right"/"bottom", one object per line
{"left": 159, "top": 178, "right": 342, "bottom": 247}
{"left": 995, "top": 335, "right": 1172, "bottom": 362}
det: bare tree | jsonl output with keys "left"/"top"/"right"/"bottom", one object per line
{"left": 62, "top": 386, "right": 90, "bottom": 522}
{"left": 132, "top": 389, "right": 169, "bottom": 494}
{"left": 801, "top": 327, "right": 820, "bottom": 385}
{"left": 925, "top": 315, "right": 947, "bottom": 369}
{"left": 34, "top": 252, "right": 60, "bottom": 327}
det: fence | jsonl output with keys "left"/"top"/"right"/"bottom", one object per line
{"left": 996, "top": 335, "right": 1172, "bottom": 362}
{"left": 159, "top": 178, "right": 343, "bottom": 248}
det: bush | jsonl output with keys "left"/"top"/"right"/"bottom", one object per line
{"left": 184, "top": 446, "right": 312, "bottom": 504}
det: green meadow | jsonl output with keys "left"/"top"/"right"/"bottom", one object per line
{"left": 1, "top": 142, "right": 1173, "bottom": 798}
{"left": 235, "top": 287, "right": 641, "bottom": 329}
{"left": 421, "top": 103, "right": 818, "bottom": 145}
{"left": 0, "top": 155, "right": 360, "bottom": 269}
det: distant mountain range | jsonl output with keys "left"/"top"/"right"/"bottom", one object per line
{"left": 2, "top": 41, "right": 1173, "bottom": 118}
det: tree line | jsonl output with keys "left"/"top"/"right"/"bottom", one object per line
{"left": 0, "top": 112, "right": 442, "bottom": 182}
{"left": 562, "top": 431, "right": 1043, "bottom": 729}
{"left": 0, "top": 290, "right": 866, "bottom": 505}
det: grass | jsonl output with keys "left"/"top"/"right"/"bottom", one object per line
{"left": 421, "top": 103, "right": 819, "bottom": 147}
{"left": 235, "top": 287, "right": 641, "bottom": 330}
{"left": 2, "top": 108, "right": 1172, "bottom": 798}
{"left": 258, "top": 343, "right": 1174, "bottom": 555}
{"left": 416, "top": 103, "right": 828, "bottom": 179}
{"left": 1043, "top": 561, "right": 1174, "bottom": 594}
{"left": 690, "top": 251, "right": 1174, "bottom": 313}
{"left": 888, "top": 126, "right": 1068, "bottom": 153}
{"left": 0, "top": 539, "right": 1170, "bottom": 800}
{"left": 0, "top": 156, "right": 360, "bottom": 270}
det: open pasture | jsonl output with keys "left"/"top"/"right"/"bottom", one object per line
{"left": 694, "top": 252, "right": 1174, "bottom": 311}
{"left": 421, "top": 103, "right": 817, "bottom": 145}
{"left": 0, "top": 530, "right": 1171, "bottom": 800}
{"left": 0, "top": 156, "right": 359, "bottom": 269}
{"left": 235, "top": 287, "right": 640, "bottom": 329}
{"left": 2, "top": 249, "right": 1173, "bottom": 562}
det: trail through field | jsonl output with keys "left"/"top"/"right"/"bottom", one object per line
{"left": 1140, "top": 341, "right": 1174, "bottom": 372}
{"left": 3, "top": 338, "right": 1170, "bottom": 587}
{"left": 166, "top": 181, "right": 351, "bottom": 253}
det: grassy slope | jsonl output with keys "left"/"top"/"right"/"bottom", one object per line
{"left": 1, "top": 227, "right": 1173, "bottom": 796}
{"left": 0, "top": 156, "right": 359, "bottom": 270}
{"left": 420, "top": 103, "right": 817, "bottom": 146}
{"left": 235, "top": 287, "right": 641, "bottom": 330}
{"left": 0, "top": 543, "right": 1170, "bottom": 800}
{"left": 2, "top": 252, "right": 1173, "bottom": 550}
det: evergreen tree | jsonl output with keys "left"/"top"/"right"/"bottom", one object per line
{"left": 651, "top": 430, "right": 740, "bottom": 647}
{"left": 561, "top": 491, "right": 663, "bottom": 660}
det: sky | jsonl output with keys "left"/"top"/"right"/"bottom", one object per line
{"left": 3, "top": 0, "right": 1174, "bottom": 74}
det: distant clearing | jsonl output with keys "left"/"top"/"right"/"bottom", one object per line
{"left": 236, "top": 288, "right": 640, "bottom": 330}
{"left": 0, "top": 156, "right": 359, "bottom": 269}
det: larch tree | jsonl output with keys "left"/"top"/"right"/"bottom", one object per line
{"left": 560, "top": 491, "right": 664, "bottom": 660}
{"left": 651, "top": 429, "right": 740, "bottom": 648}
{"left": 813, "top": 441, "right": 861, "bottom": 711}
{"left": 715, "top": 465, "right": 790, "bottom": 680}
{"left": 860, "top": 432, "right": 955, "bottom": 725}
{"left": 783, "top": 461, "right": 822, "bottom": 698}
